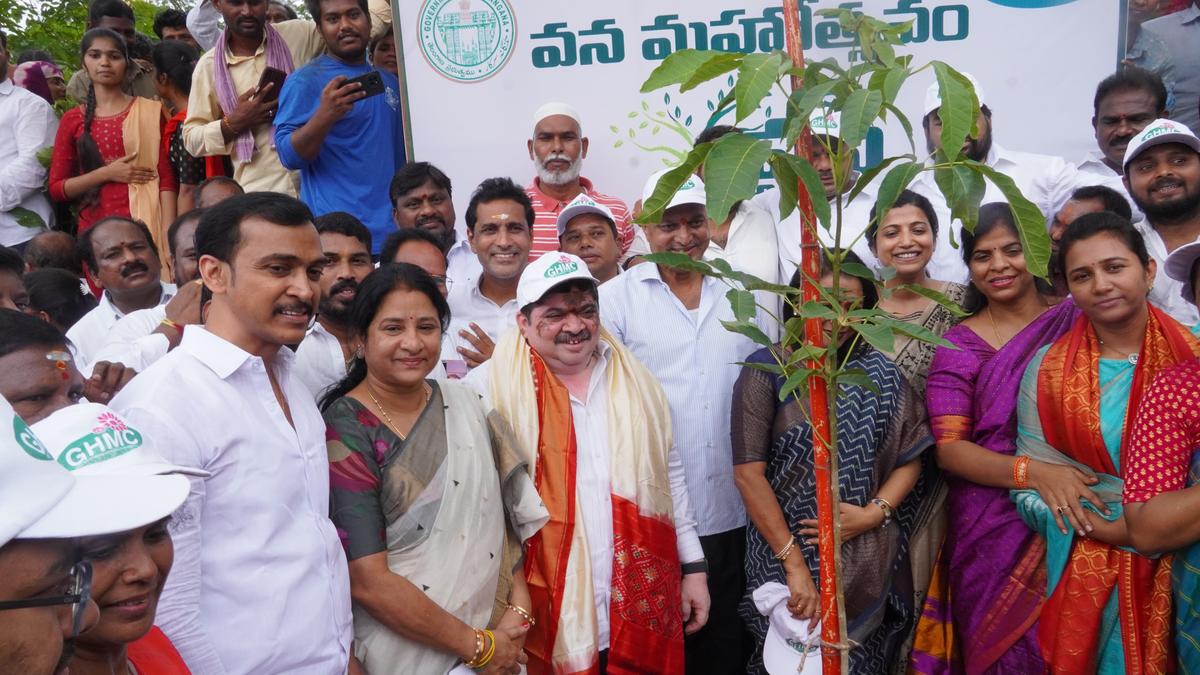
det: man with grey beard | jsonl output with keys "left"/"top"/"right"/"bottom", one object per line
{"left": 525, "top": 101, "right": 641, "bottom": 262}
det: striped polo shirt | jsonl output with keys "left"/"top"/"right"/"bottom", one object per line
{"left": 525, "top": 176, "right": 635, "bottom": 261}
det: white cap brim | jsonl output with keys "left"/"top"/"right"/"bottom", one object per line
{"left": 556, "top": 203, "right": 615, "bottom": 237}
{"left": 1123, "top": 132, "right": 1200, "bottom": 171}
{"left": 18, "top": 473, "right": 190, "bottom": 539}
{"left": 1165, "top": 239, "right": 1200, "bottom": 304}
{"left": 763, "top": 621, "right": 822, "bottom": 675}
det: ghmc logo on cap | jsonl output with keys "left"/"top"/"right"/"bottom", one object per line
{"left": 544, "top": 255, "right": 580, "bottom": 279}
{"left": 14, "top": 415, "right": 52, "bottom": 461}
{"left": 58, "top": 413, "right": 143, "bottom": 471}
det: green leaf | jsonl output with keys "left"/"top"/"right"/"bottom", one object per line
{"left": 836, "top": 368, "right": 881, "bottom": 394}
{"left": 768, "top": 152, "right": 802, "bottom": 221}
{"left": 875, "top": 315, "right": 956, "bottom": 348}
{"left": 704, "top": 133, "right": 773, "bottom": 223}
{"left": 873, "top": 162, "right": 924, "bottom": 229}
{"left": 796, "top": 301, "right": 837, "bottom": 320}
{"left": 726, "top": 288, "right": 758, "bottom": 323}
{"left": 774, "top": 152, "right": 832, "bottom": 231}
{"left": 846, "top": 155, "right": 908, "bottom": 203}
{"left": 881, "top": 102, "right": 917, "bottom": 155}
{"left": 851, "top": 321, "right": 896, "bottom": 353}
{"left": 779, "top": 366, "right": 817, "bottom": 402}
{"left": 783, "top": 80, "right": 839, "bottom": 149}
{"left": 929, "top": 62, "right": 979, "bottom": 162}
{"left": 837, "top": 88, "right": 882, "bottom": 150}
{"left": 36, "top": 146, "right": 54, "bottom": 170}
{"left": 9, "top": 207, "right": 47, "bottom": 229}
{"left": 680, "top": 52, "right": 746, "bottom": 93}
{"left": 641, "top": 50, "right": 734, "bottom": 93}
{"left": 737, "top": 359, "right": 785, "bottom": 376}
{"left": 640, "top": 251, "right": 714, "bottom": 275}
{"left": 968, "top": 163, "right": 1053, "bottom": 278}
{"left": 720, "top": 319, "right": 773, "bottom": 349}
{"left": 636, "top": 144, "right": 713, "bottom": 225}
{"left": 895, "top": 284, "right": 969, "bottom": 317}
{"left": 841, "top": 261, "right": 877, "bottom": 282}
{"left": 734, "top": 52, "right": 787, "bottom": 123}
{"left": 934, "top": 165, "right": 986, "bottom": 236}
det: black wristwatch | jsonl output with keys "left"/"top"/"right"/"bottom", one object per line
{"left": 681, "top": 559, "right": 708, "bottom": 576}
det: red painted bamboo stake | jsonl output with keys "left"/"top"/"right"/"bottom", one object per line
{"left": 781, "top": 2, "right": 845, "bottom": 674}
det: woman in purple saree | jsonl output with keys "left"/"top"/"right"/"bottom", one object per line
{"left": 909, "top": 205, "right": 1093, "bottom": 674}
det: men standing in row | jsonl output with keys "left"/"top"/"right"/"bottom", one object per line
{"left": 183, "top": 0, "right": 323, "bottom": 194}
{"left": 68, "top": 217, "right": 176, "bottom": 371}
{"left": 446, "top": 177, "right": 532, "bottom": 369}
{"left": 526, "top": 102, "right": 639, "bottom": 261}
{"left": 602, "top": 175, "right": 761, "bottom": 673}
{"left": 1125, "top": 119, "right": 1200, "bottom": 325}
{"left": 113, "top": 193, "right": 353, "bottom": 674}
{"left": 0, "top": 28, "right": 58, "bottom": 253}
{"left": 469, "top": 252, "right": 709, "bottom": 672}
{"left": 275, "top": 0, "right": 405, "bottom": 257}
{"left": 295, "top": 211, "right": 373, "bottom": 398}
{"left": 390, "top": 162, "right": 480, "bottom": 289}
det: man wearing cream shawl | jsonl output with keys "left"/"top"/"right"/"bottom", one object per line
{"left": 465, "top": 252, "right": 710, "bottom": 674}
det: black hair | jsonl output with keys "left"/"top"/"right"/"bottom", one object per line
{"left": 23, "top": 269, "right": 98, "bottom": 331}
{"left": 23, "top": 232, "right": 83, "bottom": 276}
{"left": 0, "top": 307, "right": 70, "bottom": 359}
{"left": 152, "top": 8, "right": 188, "bottom": 38}
{"left": 196, "top": 192, "right": 314, "bottom": 264}
{"left": 269, "top": 0, "right": 299, "bottom": 20}
{"left": 318, "top": 263, "right": 451, "bottom": 411}
{"left": 1057, "top": 211, "right": 1150, "bottom": 276}
{"left": 314, "top": 211, "right": 372, "bottom": 252}
{"left": 0, "top": 245, "right": 23, "bottom": 277}
{"left": 151, "top": 39, "right": 199, "bottom": 95}
{"left": 77, "top": 216, "right": 156, "bottom": 272}
{"left": 694, "top": 125, "right": 742, "bottom": 146}
{"left": 369, "top": 23, "right": 394, "bottom": 57}
{"left": 867, "top": 188, "right": 939, "bottom": 247}
{"left": 15, "top": 49, "right": 54, "bottom": 64}
{"left": 1093, "top": 67, "right": 1168, "bottom": 119}
{"left": 380, "top": 227, "right": 444, "bottom": 264}
{"left": 303, "top": 0, "right": 367, "bottom": 21}
{"left": 88, "top": 0, "right": 135, "bottom": 26}
{"left": 167, "top": 208, "right": 206, "bottom": 258}
{"left": 77, "top": 28, "right": 129, "bottom": 209}
{"left": 960, "top": 203, "right": 1023, "bottom": 313}
{"left": 783, "top": 249, "right": 880, "bottom": 323}
{"left": 389, "top": 162, "right": 453, "bottom": 207}
{"left": 128, "top": 32, "right": 153, "bottom": 62}
{"left": 1070, "top": 184, "right": 1133, "bottom": 222}
{"left": 195, "top": 176, "right": 246, "bottom": 207}
{"left": 464, "top": 177, "right": 534, "bottom": 232}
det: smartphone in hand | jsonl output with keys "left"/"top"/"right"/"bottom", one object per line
{"left": 257, "top": 67, "right": 287, "bottom": 103}
{"left": 344, "top": 71, "right": 385, "bottom": 99}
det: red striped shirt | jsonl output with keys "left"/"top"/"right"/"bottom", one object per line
{"left": 525, "top": 176, "right": 635, "bottom": 261}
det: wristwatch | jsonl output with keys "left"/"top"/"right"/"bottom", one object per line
{"left": 871, "top": 498, "right": 894, "bottom": 528}
{"left": 681, "top": 559, "right": 708, "bottom": 576}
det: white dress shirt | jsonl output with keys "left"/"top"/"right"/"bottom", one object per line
{"left": 600, "top": 263, "right": 760, "bottom": 536}
{"left": 465, "top": 342, "right": 704, "bottom": 649}
{"left": 91, "top": 306, "right": 168, "bottom": 372}
{"left": 1137, "top": 219, "right": 1200, "bottom": 326}
{"left": 444, "top": 276, "right": 518, "bottom": 363}
{"left": 910, "top": 143, "right": 1087, "bottom": 283}
{"left": 294, "top": 322, "right": 347, "bottom": 399}
{"left": 445, "top": 238, "right": 482, "bottom": 293}
{"left": 703, "top": 200, "right": 784, "bottom": 341}
{"left": 0, "top": 79, "right": 58, "bottom": 245}
{"left": 112, "top": 327, "right": 352, "bottom": 675}
{"left": 1076, "top": 149, "right": 1144, "bottom": 223}
{"left": 66, "top": 283, "right": 176, "bottom": 371}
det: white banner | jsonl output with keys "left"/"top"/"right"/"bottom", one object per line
{"left": 394, "top": 0, "right": 1123, "bottom": 218}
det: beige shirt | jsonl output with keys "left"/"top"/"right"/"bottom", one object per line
{"left": 181, "top": 20, "right": 323, "bottom": 196}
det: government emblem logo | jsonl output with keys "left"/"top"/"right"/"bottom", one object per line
{"left": 418, "top": 0, "right": 517, "bottom": 83}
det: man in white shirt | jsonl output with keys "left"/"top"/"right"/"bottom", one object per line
{"left": 601, "top": 175, "right": 762, "bottom": 673}
{"left": 465, "top": 252, "right": 709, "bottom": 672}
{"left": 389, "top": 162, "right": 481, "bottom": 289}
{"left": 112, "top": 193, "right": 354, "bottom": 675}
{"left": 93, "top": 209, "right": 206, "bottom": 373}
{"left": 294, "top": 212, "right": 374, "bottom": 399}
{"left": 68, "top": 217, "right": 176, "bottom": 371}
{"left": 912, "top": 73, "right": 1086, "bottom": 283}
{"left": 0, "top": 29, "right": 58, "bottom": 252}
{"left": 446, "top": 177, "right": 533, "bottom": 369}
{"left": 1123, "top": 119, "right": 1200, "bottom": 325}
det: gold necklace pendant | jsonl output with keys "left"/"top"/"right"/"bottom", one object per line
{"left": 366, "top": 382, "right": 430, "bottom": 441}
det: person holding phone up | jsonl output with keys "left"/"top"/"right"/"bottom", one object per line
{"left": 274, "top": 0, "right": 407, "bottom": 259}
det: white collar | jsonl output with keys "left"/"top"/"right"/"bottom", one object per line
{"left": 180, "top": 326, "right": 296, "bottom": 380}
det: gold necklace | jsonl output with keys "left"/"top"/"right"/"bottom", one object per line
{"left": 986, "top": 305, "right": 1008, "bottom": 345}
{"left": 366, "top": 382, "right": 431, "bottom": 440}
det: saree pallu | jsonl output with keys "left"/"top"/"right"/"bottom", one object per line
{"left": 1013, "top": 307, "right": 1199, "bottom": 674}
{"left": 123, "top": 97, "right": 166, "bottom": 269}
{"left": 734, "top": 346, "right": 934, "bottom": 674}
{"left": 910, "top": 300, "right": 1077, "bottom": 675}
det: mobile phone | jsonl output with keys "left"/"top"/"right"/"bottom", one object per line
{"left": 256, "top": 67, "right": 287, "bottom": 103}
{"left": 344, "top": 70, "right": 385, "bottom": 99}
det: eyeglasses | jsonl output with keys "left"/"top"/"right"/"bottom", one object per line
{"left": 0, "top": 560, "right": 93, "bottom": 637}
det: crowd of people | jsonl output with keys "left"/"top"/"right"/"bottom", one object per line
{"left": 3, "top": 0, "right": 1200, "bottom": 674}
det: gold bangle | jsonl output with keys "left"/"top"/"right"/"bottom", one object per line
{"left": 505, "top": 602, "right": 536, "bottom": 627}
{"left": 463, "top": 629, "right": 486, "bottom": 668}
{"left": 159, "top": 317, "right": 183, "bottom": 336}
{"left": 472, "top": 630, "right": 496, "bottom": 670}
{"left": 773, "top": 535, "right": 796, "bottom": 562}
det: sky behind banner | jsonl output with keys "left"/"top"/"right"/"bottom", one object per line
{"left": 394, "top": 0, "right": 1123, "bottom": 222}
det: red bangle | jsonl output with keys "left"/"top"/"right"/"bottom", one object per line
{"left": 1013, "top": 456, "right": 1030, "bottom": 489}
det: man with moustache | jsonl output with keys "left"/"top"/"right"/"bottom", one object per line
{"left": 112, "top": 193, "right": 355, "bottom": 675}
{"left": 92, "top": 209, "right": 207, "bottom": 373}
{"left": 910, "top": 73, "right": 1085, "bottom": 283}
{"left": 1047, "top": 185, "right": 1133, "bottom": 293}
{"left": 446, "top": 177, "right": 533, "bottom": 369}
{"left": 526, "top": 102, "right": 639, "bottom": 261}
{"left": 295, "top": 211, "right": 373, "bottom": 398}
{"left": 601, "top": 174, "right": 764, "bottom": 674}
{"left": 389, "top": 162, "right": 481, "bottom": 289}
{"left": 1124, "top": 119, "right": 1200, "bottom": 324}
{"left": 557, "top": 195, "right": 623, "bottom": 283}
{"left": 274, "top": 0, "right": 405, "bottom": 257}
{"left": 465, "top": 253, "right": 709, "bottom": 673}
{"left": 67, "top": 217, "right": 176, "bottom": 371}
